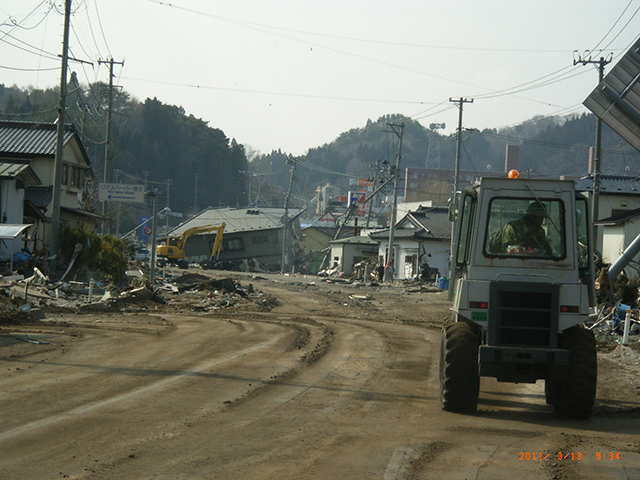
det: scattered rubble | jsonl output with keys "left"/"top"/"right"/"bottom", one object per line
{"left": 0, "top": 262, "right": 278, "bottom": 324}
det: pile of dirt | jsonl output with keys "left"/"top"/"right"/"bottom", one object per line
{"left": 0, "top": 292, "right": 40, "bottom": 326}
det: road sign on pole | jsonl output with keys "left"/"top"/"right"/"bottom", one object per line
{"left": 99, "top": 183, "right": 145, "bottom": 204}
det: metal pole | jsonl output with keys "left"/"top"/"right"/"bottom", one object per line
{"left": 383, "top": 122, "right": 404, "bottom": 282}
{"left": 49, "top": 0, "right": 72, "bottom": 277}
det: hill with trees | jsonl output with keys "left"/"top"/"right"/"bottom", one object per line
{"left": 1, "top": 82, "right": 639, "bottom": 232}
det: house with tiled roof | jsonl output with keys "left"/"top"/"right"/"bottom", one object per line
{"left": 575, "top": 174, "right": 640, "bottom": 263}
{"left": 594, "top": 207, "right": 640, "bottom": 273}
{"left": 0, "top": 121, "right": 99, "bottom": 254}
{"left": 369, "top": 206, "right": 451, "bottom": 280}
{"left": 165, "top": 207, "right": 305, "bottom": 271}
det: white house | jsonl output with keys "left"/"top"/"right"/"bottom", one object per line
{"left": 575, "top": 175, "right": 640, "bottom": 265}
{"left": 0, "top": 162, "right": 40, "bottom": 262}
{"left": 370, "top": 206, "right": 451, "bottom": 281}
{"left": 328, "top": 235, "right": 379, "bottom": 276}
{"left": 595, "top": 208, "right": 640, "bottom": 274}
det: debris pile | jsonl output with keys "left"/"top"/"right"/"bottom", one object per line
{"left": 0, "top": 266, "right": 276, "bottom": 322}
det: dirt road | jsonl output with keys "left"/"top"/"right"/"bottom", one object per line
{"left": 0, "top": 273, "right": 639, "bottom": 479}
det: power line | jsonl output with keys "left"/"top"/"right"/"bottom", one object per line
{"left": 91, "top": 0, "right": 112, "bottom": 58}
{"left": 590, "top": 0, "right": 636, "bottom": 52}
{"left": 600, "top": 5, "right": 640, "bottom": 52}
{"left": 0, "top": 63, "right": 57, "bottom": 72}
{"left": 120, "top": 75, "right": 431, "bottom": 105}
{"left": 149, "top": 0, "right": 611, "bottom": 55}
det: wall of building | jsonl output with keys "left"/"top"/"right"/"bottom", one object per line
{"left": 182, "top": 227, "right": 297, "bottom": 270}
{"left": 376, "top": 237, "right": 450, "bottom": 280}
{"left": 1, "top": 179, "right": 24, "bottom": 224}
{"left": 330, "top": 242, "right": 378, "bottom": 275}
{"left": 591, "top": 194, "right": 640, "bottom": 253}
{"left": 602, "top": 225, "right": 625, "bottom": 267}
{"left": 0, "top": 179, "right": 28, "bottom": 260}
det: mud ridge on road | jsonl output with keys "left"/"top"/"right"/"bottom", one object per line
{"left": 218, "top": 314, "right": 335, "bottom": 410}
{"left": 407, "top": 441, "right": 452, "bottom": 478}
{"left": 447, "top": 425, "right": 545, "bottom": 438}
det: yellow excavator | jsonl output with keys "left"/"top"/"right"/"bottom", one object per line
{"left": 157, "top": 223, "right": 225, "bottom": 269}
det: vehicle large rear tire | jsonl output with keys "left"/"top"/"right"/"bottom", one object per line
{"left": 553, "top": 326, "right": 597, "bottom": 419}
{"left": 544, "top": 378, "right": 561, "bottom": 405}
{"left": 440, "top": 321, "right": 480, "bottom": 413}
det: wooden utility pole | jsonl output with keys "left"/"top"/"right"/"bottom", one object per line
{"left": 49, "top": 0, "right": 72, "bottom": 276}
{"left": 383, "top": 122, "right": 404, "bottom": 283}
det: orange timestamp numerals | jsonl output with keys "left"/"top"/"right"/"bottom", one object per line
{"left": 519, "top": 452, "right": 621, "bottom": 460}
{"left": 596, "top": 452, "right": 621, "bottom": 460}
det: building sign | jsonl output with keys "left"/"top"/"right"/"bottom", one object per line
{"left": 349, "top": 178, "right": 374, "bottom": 192}
{"left": 139, "top": 215, "right": 150, "bottom": 241}
{"left": 99, "top": 183, "right": 145, "bottom": 204}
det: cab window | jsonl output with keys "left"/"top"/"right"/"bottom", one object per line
{"left": 484, "top": 198, "right": 566, "bottom": 259}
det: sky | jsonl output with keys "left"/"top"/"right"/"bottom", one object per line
{"left": 0, "top": 0, "right": 639, "bottom": 157}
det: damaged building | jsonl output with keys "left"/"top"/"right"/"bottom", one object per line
{"left": 163, "top": 207, "right": 305, "bottom": 271}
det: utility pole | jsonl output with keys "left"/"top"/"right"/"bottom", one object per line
{"left": 239, "top": 170, "right": 254, "bottom": 206}
{"left": 98, "top": 57, "right": 124, "bottom": 234}
{"left": 365, "top": 158, "right": 381, "bottom": 229}
{"left": 383, "top": 122, "right": 404, "bottom": 283}
{"left": 114, "top": 169, "right": 121, "bottom": 236}
{"left": 574, "top": 52, "right": 612, "bottom": 249}
{"left": 449, "top": 97, "right": 474, "bottom": 200}
{"left": 165, "top": 178, "right": 172, "bottom": 233}
{"left": 281, "top": 158, "right": 297, "bottom": 273}
{"left": 256, "top": 173, "right": 263, "bottom": 207}
{"left": 49, "top": 0, "right": 72, "bottom": 277}
{"left": 148, "top": 189, "right": 159, "bottom": 284}
{"left": 193, "top": 173, "right": 199, "bottom": 212}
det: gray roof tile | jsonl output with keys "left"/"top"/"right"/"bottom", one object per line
{"left": 168, "top": 207, "right": 305, "bottom": 236}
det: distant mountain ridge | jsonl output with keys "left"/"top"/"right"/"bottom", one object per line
{"left": 1, "top": 83, "right": 638, "bottom": 222}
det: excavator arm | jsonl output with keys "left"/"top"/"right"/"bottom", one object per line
{"left": 209, "top": 222, "right": 226, "bottom": 259}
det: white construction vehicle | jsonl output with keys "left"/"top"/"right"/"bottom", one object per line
{"left": 441, "top": 172, "right": 597, "bottom": 418}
